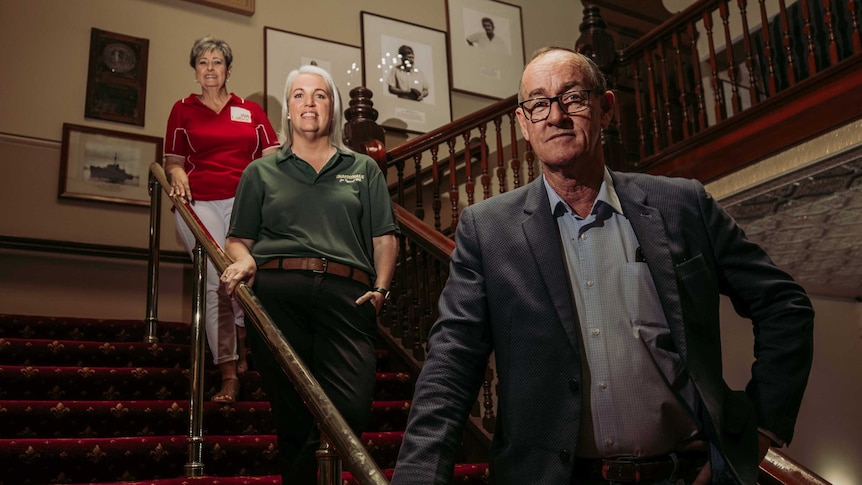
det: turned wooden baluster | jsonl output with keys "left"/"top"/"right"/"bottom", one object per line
{"left": 687, "top": 22, "right": 709, "bottom": 131}
{"left": 494, "top": 117, "right": 507, "bottom": 193}
{"left": 778, "top": 0, "right": 798, "bottom": 86}
{"left": 738, "top": 0, "right": 763, "bottom": 105}
{"left": 478, "top": 123, "right": 491, "bottom": 200}
{"left": 850, "top": 0, "right": 862, "bottom": 51}
{"left": 801, "top": 0, "right": 818, "bottom": 75}
{"left": 508, "top": 113, "right": 522, "bottom": 189}
{"left": 758, "top": 0, "right": 779, "bottom": 96}
{"left": 719, "top": 1, "right": 743, "bottom": 115}
{"left": 462, "top": 131, "right": 475, "bottom": 206}
{"left": 446, "top": 138, "right": 459, "bottom": 234}
{"left": 413, "top": 154, "right": 425, "bottom": 221}
{"left": 656, "top": 41, "right": 674, "bottom": 146}
{"left": 822, "top": 0, "right": 839, "bottom": 65}
{"left": 482, "top": 366, "right": 497, "bottom": 432}
{"left": 631, "top": 61, "right": 648, "bottom": 159}
{"left": 703, "top": 10, "right": 728, "bottom": 123}
{"left": 644, "top": 48, "right": 662, "bottom": 153}
{"left": 671, "top": 32, "right": 693, "bottom": 139}
{"left": 430, "top": 145, "right": 442, "bottom": 233}
{"left": 525, "top": 142, "right": 536, "bottom": 182}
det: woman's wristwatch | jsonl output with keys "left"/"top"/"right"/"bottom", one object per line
{"left": 372, "top": 287, "right": 391, "bottom": 302}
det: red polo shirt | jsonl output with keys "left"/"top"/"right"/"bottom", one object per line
{"left": 164, "top": 93, "right": 280, "bottom": 201}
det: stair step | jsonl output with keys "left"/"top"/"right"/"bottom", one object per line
{"left": 0, "top": 337, "right": 189, "bottom": 367}
{"left": 0, "top": 399, "right": 412, "bottom": 438}
{"left": 0, "top": 314, "right": 190, "bottom": 345}
{"left": 0, "top": 313, "right": 489, "bottom": 484}
{"left": 0, "top": 432, "right": 405, "bottom": 483}
{"left": 0, "top": 365, "right": 412, "bottom": 402}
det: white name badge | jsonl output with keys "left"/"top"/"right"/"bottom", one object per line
{"left": 231, "top": 106, "right": 252, "bottom": 123}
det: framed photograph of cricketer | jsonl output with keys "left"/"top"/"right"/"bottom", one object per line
{"left": 59, "top": 123, "right": 162, "bottom": 207}
{"left": 84, "top": 28, "right": 149, "bottom": 126}
{"left": 264, "top": 27, "right": 362, "bottom": 135}
{"left": 446, "top": 0, "right": 524, "bottom": 99}
{"left": 361, "top": 11, "right": 452, "bottom": 134}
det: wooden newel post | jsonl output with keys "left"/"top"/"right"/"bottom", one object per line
{"left": 575, "top": 6, "right": 625, "bottom": 170}
{"left": 343, "top": 86, "right": 388, "bottom": 175}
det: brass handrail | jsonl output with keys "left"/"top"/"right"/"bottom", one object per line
{"left": 149, "top": 162, "right": 388, "bottom": 485}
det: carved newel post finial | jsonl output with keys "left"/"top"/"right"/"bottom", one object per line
{"left": 575, "top": 6, "right": 624, "bottom": 170}
{"left": 575, "top": 5, "right": 617, "bottom": 73}
{"left": 343, "top": 86, "right": 388, "bottom": 173}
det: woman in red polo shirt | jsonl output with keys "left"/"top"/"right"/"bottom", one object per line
{"left": 164, "top": 36, "right": 279, "bottom": 403}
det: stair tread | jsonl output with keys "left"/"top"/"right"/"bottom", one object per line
{"left": 0, "top": 313, "right": 487, "bottom": 484}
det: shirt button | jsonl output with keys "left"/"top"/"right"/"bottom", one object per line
{"left": 586, "top": 280, "right": 594, "bottom": 287}
{"left": 600, "top": 382, "right": 607, "bottom": 389}
{"left": 607, "top": 438, "right": 615, "bottom": 446}
{"left": 580, "top": 233, "right": 587, "bottom": 240}
{"left": 569, "top": 379, "right": 580, "bottom": 392}
{"left": 592, "top": 328, "right": 600, "bottom": 336}
{"left": 559, "top": 449, "right": 572, "bottom": 463}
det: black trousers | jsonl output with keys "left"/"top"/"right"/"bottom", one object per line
{"left": 249, "top": 269, "right": 378, "bottom": 484}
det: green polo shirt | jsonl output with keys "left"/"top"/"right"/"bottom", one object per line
{"left": 228, "top": 146, "right": 397, "bottom": 278}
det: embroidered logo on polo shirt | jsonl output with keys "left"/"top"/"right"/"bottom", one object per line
{"left": 230, "top": 106, "right": 252, "bottom": 123}
{"left": 336, "top": 174, "right": 365, "bottom": 183}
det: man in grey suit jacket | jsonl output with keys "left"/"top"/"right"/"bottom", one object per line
{"left": 391, "top": 47, "right": 814, "bottom": 484}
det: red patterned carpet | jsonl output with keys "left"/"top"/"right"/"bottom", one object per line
{"left": 0, "top": 314, "right": 488, "bottom": 485}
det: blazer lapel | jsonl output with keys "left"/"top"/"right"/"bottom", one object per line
{"left": 612, "top": 172, "right": 689, "bottom": 360}
{"left": 521, "top": 179, "right": 583, "bottom": 353}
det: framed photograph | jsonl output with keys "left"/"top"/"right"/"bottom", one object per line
{"left": 59, "top": 123, "right": 163, "bottom": 207}
{"left": 181, "top": 0, "right": 255, "bottom": 16}
{"left": 264, "top": 27, "right": 362, "bottom": 134}
{"left": 446, "top": 0, "right": 524, "bottom": 99}
{"left": 84, "top": 28, "right": 149, "bottom": 126}
{"left": 361, "top": 12, "right": 452, "bottom": 134}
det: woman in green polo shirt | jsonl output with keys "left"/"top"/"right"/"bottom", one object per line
{"left": 221, "top": 64, "right": 398, "bottom": 484}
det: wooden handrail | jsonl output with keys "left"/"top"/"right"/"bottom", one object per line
{"left": 619, "top": 0, "right": 725, "bottom": 61}
{"left": 148, "top": 162, "right": 388, "bottom": 485}
{"left": 393, "top": 205, "right": 454, "bottom": 263}
{"left": 385, "top": 94, "right": 518, "bottom": 165}
{"left": 760, "top": 448, "right": 833, "bottom": 485}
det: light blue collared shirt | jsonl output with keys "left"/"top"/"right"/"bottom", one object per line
{"left": 544, "top": 171, "right": 699, "bottom": 458}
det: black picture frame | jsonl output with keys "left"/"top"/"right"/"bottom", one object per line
{"left": 59, "top": 123, "right": 162, "bottom": 207}
{"left": 361, "top": 11, "right": 452, "bottom": 134}
{"left": 84, "top": 28, "right": 149, "bottom": 126}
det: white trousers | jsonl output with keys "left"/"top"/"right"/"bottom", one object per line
{"left": 175, "top": 198, "right": 243, "bottom": 365}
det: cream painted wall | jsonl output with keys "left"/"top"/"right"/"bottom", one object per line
{"left": 0, "top": 0, "right": 581, "bottom": 250}
{"left": 0, "top": 0, "right": 581, "bottom": 142}
{"left": 0, "top": 1, "right": 857, "bottom": 484}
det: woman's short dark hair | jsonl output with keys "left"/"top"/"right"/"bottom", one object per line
{"left": 189, "top": 36, "right": 233, "bottom": 68}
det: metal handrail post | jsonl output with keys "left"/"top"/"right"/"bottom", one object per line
{"left": 144, "top": 171, "right": 162, "bottom": 343}
{"left": 316, "top": 433, "right": 342, "bottom": 485}
{"left": 184, "top": 242, "right": 207, "bottom": 477}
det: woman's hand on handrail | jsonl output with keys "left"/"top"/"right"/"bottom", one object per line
{"left": 164, "top": 156, "right": 193, "bottom": 202}
{"left": 221, "top": 236, "right": 256, "bottom": 296}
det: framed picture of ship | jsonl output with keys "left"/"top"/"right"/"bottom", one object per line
{"left": 59, "top": 123, "right": 163, "bottom": 207}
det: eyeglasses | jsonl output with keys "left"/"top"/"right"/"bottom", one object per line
{"left": 518, "top": 89, "right": 593, "bottom": 122}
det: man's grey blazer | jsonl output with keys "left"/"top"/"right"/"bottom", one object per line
{"left": 391, "top": 171, "right": 814, "bottom": 485}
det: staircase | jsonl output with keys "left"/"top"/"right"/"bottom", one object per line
{"left": 0, "top": 313, "right": 488, "bottom": 484}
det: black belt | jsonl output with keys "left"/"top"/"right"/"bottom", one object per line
{"left": 258, "top": 257, "right": 371, "bottom": 287}
{"left": 571, "top": 452, "right": 707, "bottom": 483}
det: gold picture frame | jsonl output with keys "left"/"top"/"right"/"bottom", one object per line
{"left": 181, "top": 0, "right": 255, "bottom": 16}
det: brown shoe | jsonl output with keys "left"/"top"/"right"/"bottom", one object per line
{"left": 212, "top": 377, "right": 240, "bottom": 403}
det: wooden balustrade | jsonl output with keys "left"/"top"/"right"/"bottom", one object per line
{"left": 615, "top": 0, "right": 862, "bottom": 180}
{"left": 342, "top": 0, "right": 862, "bottom": 475}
